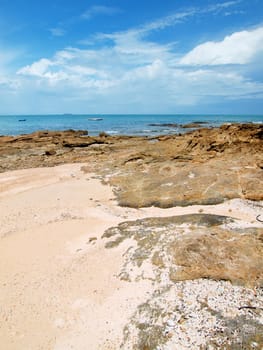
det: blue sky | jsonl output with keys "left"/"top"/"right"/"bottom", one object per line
{"left": 0, "top": 0, "right": 263, "bottom": 114}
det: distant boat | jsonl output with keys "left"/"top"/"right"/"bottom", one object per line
{"left": 88, "top": 118, "right": 103, "bottom": 121}
{"left": 18, "top": 119, "right": 27, "bottom": 122}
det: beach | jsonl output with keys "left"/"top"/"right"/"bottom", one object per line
{"left": 0, "top": 124, "right": 263, "bottom": 349}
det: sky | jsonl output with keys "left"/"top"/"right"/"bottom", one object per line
{"left": 0, "top": 0, "right": 263, "bottom": 114}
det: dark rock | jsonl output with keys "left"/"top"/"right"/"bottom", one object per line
{"left": 148, "top": 123, "right": 179, "bottom": 127}
{"left": 62, "top": 137, "right": 105, "bottom": 148}
{"left": 182, "top": 122, "right": 208, "bottom": 128}
{"left": 45, "top": 149, "right": 56, "bottom": 156}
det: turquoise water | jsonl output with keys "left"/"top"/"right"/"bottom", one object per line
{"left": 0, "top": 114, "right": 262, "bottom": 136}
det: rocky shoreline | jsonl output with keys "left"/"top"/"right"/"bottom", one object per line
{"left": 0, "top": 123, "right": 262, "bottom": 349}
{"left": 1, "top": 123, "right": 262, "bottom": 206}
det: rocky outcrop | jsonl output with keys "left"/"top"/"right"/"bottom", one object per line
{"left": 95, "top": 124, "right": 263, "bottom": 207}
{"left": 105, "top": 158, "right": 263, "bottom": 207}
{"left": 0, "top": 129, "right": 111, "bottom": 171}
{"left": 103, "top": 213, "right": 263, "bottom": 349}
{"left": 103, "top": 213, "right": 263, "bottom": 287}
{"left": 0, "top": 123, "right": 262, "bottom": 207}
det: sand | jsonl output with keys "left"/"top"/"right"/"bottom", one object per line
{"left": 0, "top": 163, "right": 262, "bottom": 349}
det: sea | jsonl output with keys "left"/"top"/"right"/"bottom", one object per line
{"left": 0, "top": 114, "right": 262, "bottom": 137}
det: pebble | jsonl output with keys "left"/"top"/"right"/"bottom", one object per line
{"left": 166, "top": 319, "right": 175, "bottom": 328}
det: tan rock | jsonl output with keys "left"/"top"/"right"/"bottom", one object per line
{"left": 103, "top": 214, "right": 263, "bottom": 288}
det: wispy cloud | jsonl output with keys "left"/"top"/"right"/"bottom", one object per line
{"left": 84, "top": 1, "right": 245, "bottom": 66}
{"left": 81, "top": 5, "right": 121, "bottom": 20}
{"left": 207, "top": 0, "right": 243, "bottom": 11}
{"left": 119, "top": 0, "right": 243, "bottom": 37}
{"left": 207, "top": 1, "right": 244, "bottom": 17}
{"left": 50, "top": 1, "right": 240, "bottom": 41}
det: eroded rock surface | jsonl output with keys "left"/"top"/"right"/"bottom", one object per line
{"left": 96, "top": 123, "right": 263, "bottom": 207}
{"left": 102, "top": 213, "right": 263, "bottom": 349}
{"left": 103, "top": 213, "right": 263, "bottom": 287}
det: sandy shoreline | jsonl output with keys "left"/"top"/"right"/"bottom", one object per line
{"left": 0, "top": 164, "right": 145, "bottom": 349}
{"left": 1, "top": 123, "right": 262, "bottom": 349}
{"left": 0, "top": 163, "right": 262, "bottom": 349}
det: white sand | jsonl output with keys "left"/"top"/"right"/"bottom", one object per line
{"left": 0, "top": 163, "right": 262, "bottom": 349}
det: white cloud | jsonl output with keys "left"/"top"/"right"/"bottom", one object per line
{"left": 18, "top": 58, "right": 53, "bottom": 77}
{"left": 122, "top": 59, "right": 166, "bottom": 81}
{"left": 180, "top": 27, "right": 263, "bottom": 65}
{"left": 172, "top": 69, "right": 263, "bottom": 99}
{"left": 17, "top": 49, "right": 116, "bottom": 90}
{"left": 15, "top": 34, "right": 263, "bottom": 110}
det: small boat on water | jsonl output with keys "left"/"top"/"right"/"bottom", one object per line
{"left": 18, "top": 119, "right": 27, "bottom": 122}
{"left": 88, "top": 118, "right": 103, "bottom": 121}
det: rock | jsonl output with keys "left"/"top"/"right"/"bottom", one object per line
{"left": 181, "top": 122, "right": 208, "bottom": 128}
{"left": 167, "top": 320, "right": 176, "bottom": 328}
{"left": 45, "top": 149, "right": 56, "bottom": 156}
{"left": 62, "top": 138, "right": 96, "bottom": 148}
{"left": 148, "top": 123, "right": 179, "bottom": 127}
{"left": 103, "top": 213, "right": 263, "bottom": 287}
{"left": 107, "top": 158, "right": 263, "bottom": 208}
{"left": 103, "top": 213, "right": 263, "bottom": 349}
{"left": 170, "top": 229, "right": 263, "bottom": 287}
{"left": 95, "top": 123, "right": 263, "bottom": 207}
{"left": 99, "top": 131, "right": 109, "bottom": 137}
{"left": 62, "top": 136, "right": 107, "bottom": 147}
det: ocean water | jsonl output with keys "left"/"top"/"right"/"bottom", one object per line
{"left": 0, "top": 114, "right": 262, "bottom": 137}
